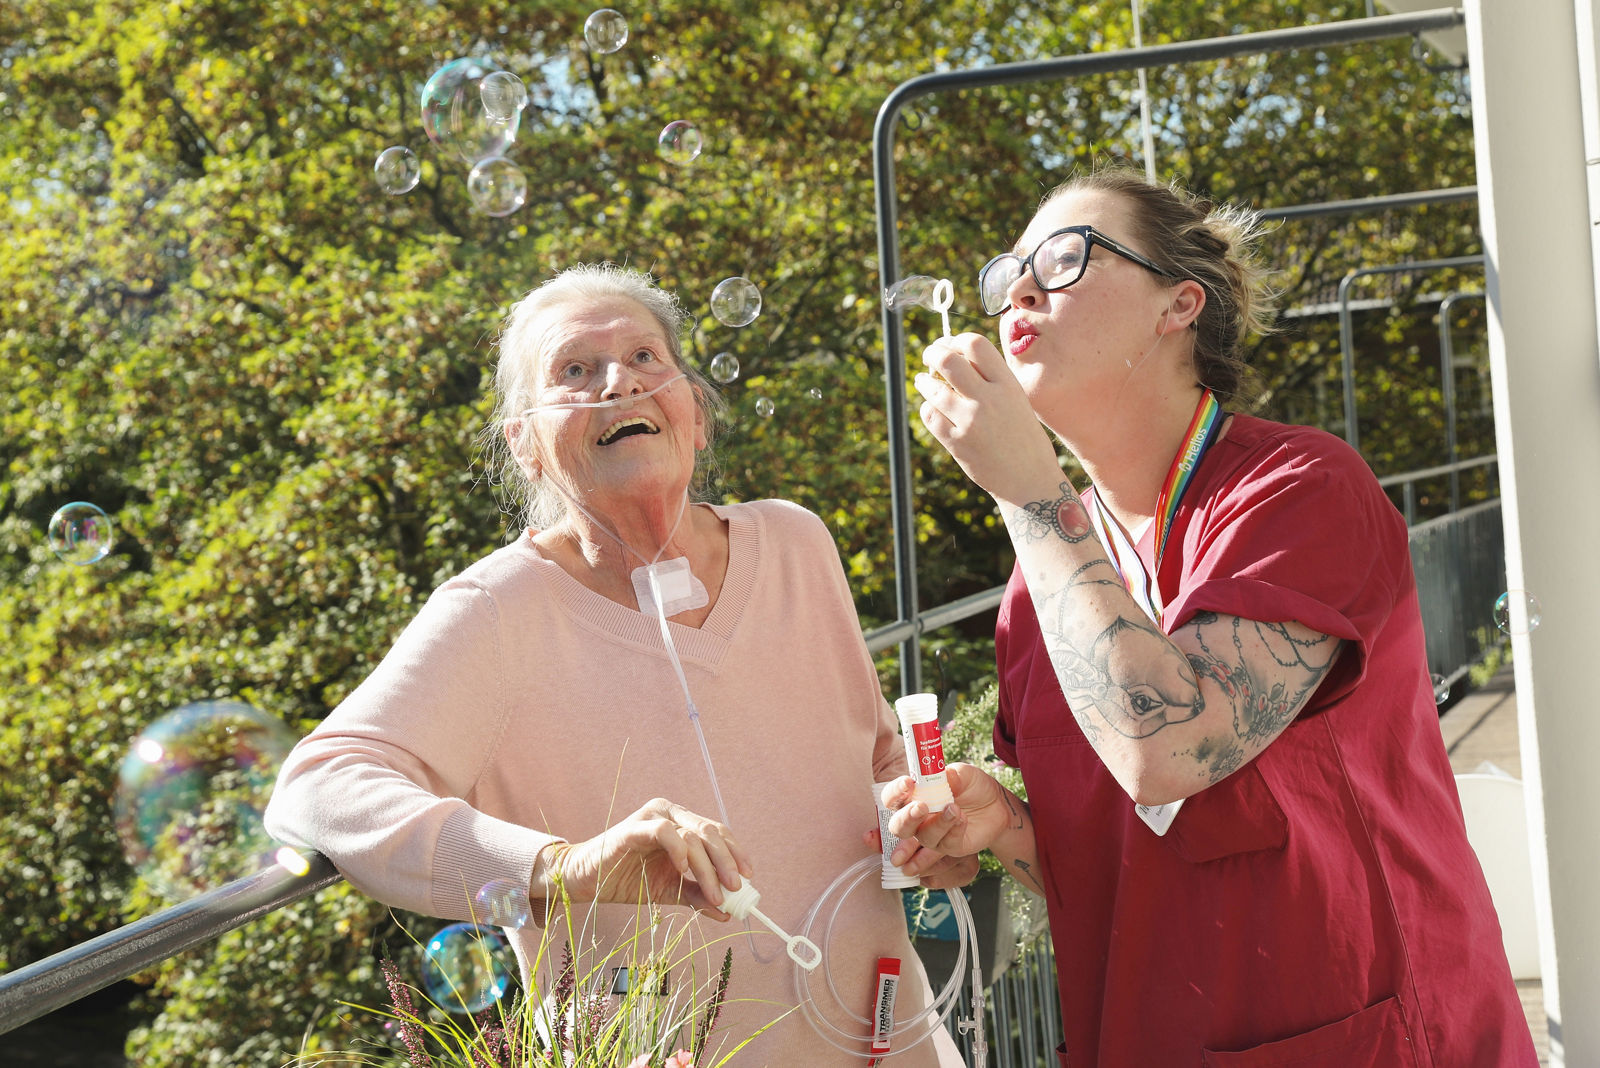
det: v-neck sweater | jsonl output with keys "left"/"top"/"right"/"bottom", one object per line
{"left": 265, "top": 499, "right": 959, "bottom": 1066}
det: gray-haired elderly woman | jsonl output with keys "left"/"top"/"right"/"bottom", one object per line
{"left": 265, "top": 264, "right": 970, "bottom": 1066}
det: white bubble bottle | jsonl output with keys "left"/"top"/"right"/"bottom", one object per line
{"left": 894, "top": 693, "right": 954, "bottom": 812}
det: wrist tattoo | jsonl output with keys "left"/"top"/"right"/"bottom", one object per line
{"left": 1002, "top": 791, "right": 1024, "bottom": 832}
{"left": 1011, "top": 482, "right": 1093, "bottom": 545}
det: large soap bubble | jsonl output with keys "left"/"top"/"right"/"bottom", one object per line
{"left": 657, "top": 120, "right": 703, "bottom": 166}
{"left": 883, "top": 274, "right": 940, "bottom": 310}
{"left": 1493, "top": 590, "right": 1542, "bottom": 635}
{"left": 710, "top": 276, "right": 761, "bottom": 328}
{"left": 422, "top": 923, "right": 515, "bottom": 1013}
{"left": 374, "top": 146, "right": 420, "bottom": 195}
{"left": 479, "top": 71, "right": 529, "bottom": 123}
{"left": 708, "top": 351, "right": 740, "bottom": 384}
{"left": 467, "top": 156, "right": 528, "bottom": 217}
{"left": 48, "top": 501, "right": 115, "bottom": 565}
{"left": 584, "top": 8, "right": 629, "bottom": 53}
{"left": 421, "top": 57, "right": 521, "bottom": 164}
{"left": 114, "top": 700, "right": 297, "bottom": 900}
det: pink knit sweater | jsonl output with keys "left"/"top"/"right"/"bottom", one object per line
{"left": 264, "top": 500, "right": 962, "bottom": 1066}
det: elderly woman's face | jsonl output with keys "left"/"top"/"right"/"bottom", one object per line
{"left": 517, "top": 298, "right": 705, "bottom": 510}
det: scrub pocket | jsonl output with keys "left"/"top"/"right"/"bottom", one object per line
{"left": 1163, "top": 761, "right": 1288, "bottom": 864}
{"left": 1200, "top": 996, "right": 1419, "bottom": 1067}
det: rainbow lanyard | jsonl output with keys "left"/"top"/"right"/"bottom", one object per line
{"left": 1086, "top": 388, "right": 1225, "bottom": 626}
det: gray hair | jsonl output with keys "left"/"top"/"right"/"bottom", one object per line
{"left": 483, "top": 263, "right": 725, "bottom": 531}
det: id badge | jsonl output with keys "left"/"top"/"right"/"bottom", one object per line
{"left": 1135, "top": 798, "right": 1182, "bottom": 836}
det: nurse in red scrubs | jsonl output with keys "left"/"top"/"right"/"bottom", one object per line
{"left": 888, "top": 167, "right": 1536, "bottom": 1067}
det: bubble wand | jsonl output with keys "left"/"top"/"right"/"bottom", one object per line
{"left": 930, "top": 278, "right": 954, "bottom": 338}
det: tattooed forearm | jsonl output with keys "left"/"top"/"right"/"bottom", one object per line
{"left": 1037, "top": 577, "right": 1204, "bottom": 740}
{"left": 1181, "top": 614, "right": 1343, "bottom": 783}
{"left": 1009, "top": 482, "right": 1095, "bottom": 545}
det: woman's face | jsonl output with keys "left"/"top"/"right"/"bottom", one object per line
{"left": 517, "top": 297, "right": 705, "bottom": 512}
{"left": 997, "top": 189, "right": 1176, "bottom": 419}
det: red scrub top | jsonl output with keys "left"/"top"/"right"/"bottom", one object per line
{"left": 995, "top": 415, "right": 1535, "bottom": 1067}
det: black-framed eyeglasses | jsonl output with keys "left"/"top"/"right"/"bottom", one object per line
{"left": 977, "top": 225, "right": 1177, "bottom": 316}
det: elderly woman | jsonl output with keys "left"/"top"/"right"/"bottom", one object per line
{"left": 887, "top": 169, "right": 1535, "bottom": 1066}
{"left": 264, "top": 264, "right": 967, "bottom": 1066}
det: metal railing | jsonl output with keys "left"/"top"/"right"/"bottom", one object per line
{"left": 1409, "top": 499, "right": 1507, "bottom": 692}
{"left": 1377, "top": 454, "right": 1497, "bottom": 526}
{"left": 0, "top": 852, "right": 341, "bottom": 1032}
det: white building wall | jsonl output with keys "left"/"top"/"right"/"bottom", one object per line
{"left": 1466, "top": 0, "right": 1600, "bottom": 1063}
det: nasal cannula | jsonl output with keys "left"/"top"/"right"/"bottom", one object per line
{"left": 520, "top": 348, "right": 988, "bottom": 1064}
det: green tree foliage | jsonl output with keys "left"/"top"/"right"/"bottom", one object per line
{"left": 1, "top": 0, "right": 1480, "bottom": 1062}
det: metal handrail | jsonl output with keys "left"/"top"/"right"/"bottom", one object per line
{"left": 1376, "top": 453, "right": 1497, "bottom": 525}
{"left": 0, "top": 852, "right": 341, "bottom": 1034}
{"left": 1259, "top": 185, "right": 1477, "bottom": 222}
{"left": 1376, "top": 453, "right": 1496, "bottom": 489}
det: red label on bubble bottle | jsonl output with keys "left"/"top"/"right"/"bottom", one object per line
{"left": 909, "top": 720, "right": 945, "bottom": 776}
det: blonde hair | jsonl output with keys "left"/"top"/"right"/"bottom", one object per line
{"left": 1044, "top": 167, "right": 1279, "bottom": 401}
{"left": 483, "top": 264, "right": 724, "bottom": 530}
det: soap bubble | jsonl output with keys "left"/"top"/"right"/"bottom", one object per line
{"left": 374, "top": 146, "right": 420, "bottom": 195}
{"left": 47, "top": 501, "right": 115, "bottom": 565}
{"left": 114, "top": 700, "right": 297, "bottom": 900}
{"left": 421, "top": 57, "right": 521, "bottom": 164}
{"left": 422, "top": 923, "right": 514, "bottom": 1013}
{"left": 710, "top": 276, "right": 761, "bottom": 327}
{"left": 884, "top": 274, "right": 940, "bottom": 310}
{"left": 808, "top": 387, "right": 823, "bottom": 401}
{"left": 1430, "top": 674, "right": 1450, "bottom": 705}
{"left": 584, "top": 8, "right": 629, "bottom": 53}
{"left": 467, "top": 156, "right": 527, "bottom": 217}
{"left": 1493, "top": 590, "right": 1542, "bottom": 635}
{"left": 474, "top": 879, "right": 533, "bottom": 928}
{"left": 657, "top": 120, "right": 703, "bottom": 165}
{"left": 708, "top": 351, "right": 740, "bottom": 384}
{"left": 478, "top": 71, "right": 528, "bottom": 122}
{"left": 754, "top": 396, "right": 775, "bottom": 418}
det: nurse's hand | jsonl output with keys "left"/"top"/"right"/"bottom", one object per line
{"left": 861, "top": 828, "right": 983, "bottom": 891}
{"left": 915, "top": 332, "right": 1062, "bottom": 507}
{"left": 881, "top": 762, "right": 1015, "bottom": 876}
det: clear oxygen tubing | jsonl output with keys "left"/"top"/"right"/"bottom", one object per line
{"left": 518, "top": 376, "right": 985, "bottom": 1056}
{"left": 790, "top": 854, "right": 987, "bottom": 1066}
{"left": 519, "top": 372, "right": 732, "bottom": 825}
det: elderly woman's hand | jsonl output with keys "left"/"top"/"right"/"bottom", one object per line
{"left": 542, "top": 797, "right": 753, "bottom": 919}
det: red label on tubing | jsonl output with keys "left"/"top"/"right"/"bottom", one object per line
{"left": 909, "top": 719, "right": 946, "bottom": 776}
{"left": 868, "top": 956, "right": 901, "bottom": 1062}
